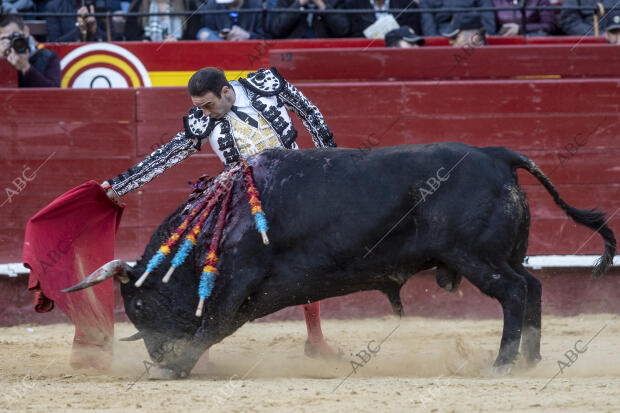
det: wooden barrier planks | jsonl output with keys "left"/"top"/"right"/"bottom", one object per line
{"left": 0, "top": 59, "right": 18, "bottom": 88}
{"left": 136, "top": 87, "right": 193, "bottom": 156}
{"left": 271, "top": 44, "right": 620, "bottom": 82}
{"left": 292, "top": 80, "right": 620, "bottom": 119}
{"left": 0, "top": 89, "right": 137, "bottom": 263}
{"left": 1, "top": 78, "right": 618, "bottom": 262}
{"left": 2, "top": 266, "right": 619, "bottom": 326}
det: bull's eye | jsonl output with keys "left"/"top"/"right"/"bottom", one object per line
{"left": 134, "top": 299, "right": 144, "bottom": 311}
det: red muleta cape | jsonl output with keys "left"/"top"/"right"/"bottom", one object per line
{"left": 22, "top": 180, "right": 124, "bottom": 370}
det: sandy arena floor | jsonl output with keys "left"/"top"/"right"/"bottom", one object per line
{"left": 1, "top": 314, "right": 619, "bottom": 412}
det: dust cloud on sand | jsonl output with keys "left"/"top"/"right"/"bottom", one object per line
{"left": 1, "top": 315, "right": 619, "bottom": 412}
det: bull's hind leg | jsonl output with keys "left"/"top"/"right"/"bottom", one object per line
{"left": 451, "top": 258, "right": 527, "bottom": 374}
{"left": 303, "top": 302, "right": 338, "bottom": 358}
{"left": 512, "top": 264, "right": 542, "bottom": 367}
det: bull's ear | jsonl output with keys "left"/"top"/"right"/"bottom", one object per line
{"left": 61, "top": 260, "right": 132, "bottom": 293}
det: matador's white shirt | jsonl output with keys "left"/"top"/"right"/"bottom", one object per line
{"left": 208, "top": 81, "right": 298, "bottom": 164}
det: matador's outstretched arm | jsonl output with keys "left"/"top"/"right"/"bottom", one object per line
{"left": 103, "top": 108, "right": 213, "bottom": 198}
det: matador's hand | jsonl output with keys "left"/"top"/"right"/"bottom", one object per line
{"left": 101, "top": 181, "right": 123, "bottom": 207}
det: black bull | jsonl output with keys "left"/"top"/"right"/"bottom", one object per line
{"left": 66, "top": 143, "right": 616, "bottom": 378}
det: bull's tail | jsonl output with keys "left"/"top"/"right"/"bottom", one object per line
{"left": 487, "top": 147, "right": 616, "bottom": 276}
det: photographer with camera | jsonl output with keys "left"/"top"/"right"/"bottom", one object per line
{"left": 0, "top": 14, "right": 60, "bottom": 87}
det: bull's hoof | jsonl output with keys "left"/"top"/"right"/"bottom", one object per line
{"left": 304, "top": 340, "right": 343, "bottom": 360}
{"left": 491, "top": 363, "right": 513, "bottom": 377}
{"left": 147, "top": 366, "right": 187, "bottom": 380}
{"left": 524, "top": 354, "right": 542, "bottom": 369}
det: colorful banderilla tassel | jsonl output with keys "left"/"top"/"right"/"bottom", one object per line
{"left": 240, "top": 159, "right": 269, "bottom": 245}
{"left": 196, "top": 186, "right": 233, "bottom": 317}
{"left": 135, "top": 186, "right": 215, "bottom": 287}
{"left": 135, "top": 165, "right": 240, "bottom": 288}
{"left": 163, "top": 178, "right": 232, "bottom": 284}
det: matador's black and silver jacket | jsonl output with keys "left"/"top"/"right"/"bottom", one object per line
{"left": 108, "top": 67, "right": 337, "bottom": 196}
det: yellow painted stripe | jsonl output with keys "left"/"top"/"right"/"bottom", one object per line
{"left": 148, "top": 70, "right": 254, "bottom": 87}
{"left": 148, "top": 71, "right": 193, "bottom": 87}
{"left": 62, "top": 54, "right": 141, "bottom": 88}
{"left": 224, "top": 70, "right": 253, "bottom": 81}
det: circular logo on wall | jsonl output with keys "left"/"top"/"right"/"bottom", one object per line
{"left": 60, "top": 43, "right": 151, "bottom": 88}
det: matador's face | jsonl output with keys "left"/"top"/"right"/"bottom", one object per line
{"left": 190, "top": 86, "right": 235, "bottom": 120}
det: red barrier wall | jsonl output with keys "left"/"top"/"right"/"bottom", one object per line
{"left": 2, "top": 266, "right": 619, "bottom": 326}
{"left": 1, "top": 37, "right": 608, "bottom": 88}
{"left": 271, "top": 44, "right": 620, "bottom": 82}
{"left": 1, "top": 78, "right": 618, "bottom": 264}
{"left": 41, "top": 36, "right": 607, "bottom": 73}
{"left": 0, "top": 59, "right": 17, "bottom": 88}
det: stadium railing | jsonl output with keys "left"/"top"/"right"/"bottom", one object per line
{"left": 16, "top": 4, "right": 603, "bottom": 42}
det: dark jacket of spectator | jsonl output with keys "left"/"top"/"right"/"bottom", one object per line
{"left": 493, "top": 0, "right": 554, "bottom": 34}
{"left": 46, "top": 0, "right": 120, "bottom": 42}
{"left": 420, "top": 0, "right": 497, "bottom": 36}
{"left": 559, "top": 0, "right": 613, "bottom": 35}
{"left": 268, "top": 0, "right": 350, "bottom": 38}
{"left": 18, "top": 47, "right": 61, "bottom": 87}
{"left": 200, "top": 0, "right": 263, "bottom": 39}
{"left": 46, "top": 0, "right": 88, "bottom": 42}
{"left": 345, "top": 0, "right": 421, "bottom": 38}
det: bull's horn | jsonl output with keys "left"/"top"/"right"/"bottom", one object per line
{"left": 61, "top": 259, "right": 131, "bottom": 293}
{"left": 118, "top": 331, "right": 144, "bottom": 341}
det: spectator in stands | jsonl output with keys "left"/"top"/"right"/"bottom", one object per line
{"left": 0, "top": 14, "right": 60, "bottom": 87}
{"left": 196, "top": 0, "right": 262, "bottom": 40}
{"left": 345, "top": 0, "right": 421, "bottom": 38}
{"left": 2, "top": 0, "right": 34, "bottom": 14}
{"left": 604, "top": 8, "right": 620, "bottom": 43}
{"left": 384, "top": 25, "right": 425, "bottom": 46}
{"left": 46, "top": 0, "right": 122, "bottom": 42}
{"left": 441, "top": 12, "right": 488, "bottom": 46}
{"left": 267, "top": 0, "right": 349, "bottom": 38}
{"left": 34, "top": 0, "right": 51, "bottom": 12}
{"left": 124, "top": 0, "right": 189, "bottom": 41}
{"left": 109, "top": 9, "right": 126, "bottom": 40}
{"left": 559, "top": 0, "right": 615, "bottom": 36}
{"left": 493, "top": 0, "right": 555, "bottom": 36}
{"left": 420, "top": 0, "right": 496, "bottom": 36}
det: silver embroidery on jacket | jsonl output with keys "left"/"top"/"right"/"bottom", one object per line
{"left": 109, "top": 131, "right": 197, "bottom": 196}
{"left": 107, "top": 68, "right": 335, "bottom": 196}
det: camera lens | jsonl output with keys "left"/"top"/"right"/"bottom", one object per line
{"left": 11, "top": 37, "right": 28, "bottom": 54}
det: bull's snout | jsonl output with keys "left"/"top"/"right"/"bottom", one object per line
{"left": 146, "top": 337, "right": 191, "bottom": 365}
